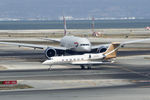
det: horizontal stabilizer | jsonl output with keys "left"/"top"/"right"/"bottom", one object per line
{"left": 43, "top": 38, "right": 61, "bottom": 42}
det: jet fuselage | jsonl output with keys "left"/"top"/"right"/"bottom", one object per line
{"left": 60, "top": 36, "right": 91, "bottom": 52}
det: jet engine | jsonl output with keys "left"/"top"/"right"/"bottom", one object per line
{"left": 45, "top": 47, "right": 56, "bottom": 59}
{"left": 97, "top": 46, "right": 108, "bottom": 53}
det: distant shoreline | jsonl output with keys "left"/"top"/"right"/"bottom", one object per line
{"left": 0, "top": 19, "right": 149, "bottom": 30}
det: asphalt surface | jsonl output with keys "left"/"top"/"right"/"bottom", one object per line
{"left": 1, "top": 85, "right": 150, "bottom": 100}
{"left": 0, "top": 62, "right": 150, "bottom": 80}
{"left": 0, "top": 46, "right": 150, "bottom": 100}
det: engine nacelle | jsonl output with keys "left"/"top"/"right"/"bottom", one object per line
{"left": 97, "top": 46, "right": 107, "bottom": 53}
{"left": 45, "top": 47, "right": 56, "bottom": 59}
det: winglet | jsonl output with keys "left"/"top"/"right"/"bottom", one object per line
{"left": 103, "top": 42, "right": 121, "bottom": 59}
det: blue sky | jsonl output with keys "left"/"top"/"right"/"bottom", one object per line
{"left": 0, "top": 0, "right": 149, "bottom": 19}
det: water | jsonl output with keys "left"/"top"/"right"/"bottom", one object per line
{"left": 0, "top": 19, "right": 150, "bottom": 30}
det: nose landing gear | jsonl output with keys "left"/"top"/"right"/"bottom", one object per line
{"left": 48, "top": 65, "right": 52, "bottom": 71}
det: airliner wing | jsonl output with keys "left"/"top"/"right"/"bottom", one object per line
{"left": 91, "top": 38, "right": 150, "bottom": 51}
{"left": 121, "top": 38, "right": 150, "bottom": 46}
{"left": 0, "top": 42, "right": 68, "bottom": 50}
{"left": 43, "top": 38, "right": 61, "bottom": 42}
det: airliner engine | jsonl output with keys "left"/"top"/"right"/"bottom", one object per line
{"left": 45, "top": 47, "right": 56, "bottom": 59}
{"left": 97, "top": 46, "right": 107, "bottom": 53}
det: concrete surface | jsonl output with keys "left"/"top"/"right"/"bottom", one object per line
{"left": 0, "top": 29, "right": 150, "bottom": 100}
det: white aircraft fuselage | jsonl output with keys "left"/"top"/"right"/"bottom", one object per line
{"left": 43, "top": 53, "right": 104, "bottom": 65}
{"left": 60, "top": 36, "right": 91, "bottom": 52}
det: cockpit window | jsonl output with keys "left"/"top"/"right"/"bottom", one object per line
{"left": 80, "top": 44, "right": 89, "bottom": 46}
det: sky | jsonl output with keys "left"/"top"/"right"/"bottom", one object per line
{"left": 0, "top": 0, "right": 150, "bottom": 20}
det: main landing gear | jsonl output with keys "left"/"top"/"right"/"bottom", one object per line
{"left": 80, "top": 65, "right": 92, "bottom": 70}
{"left": 48, "top": 65, "right": 52, "bottom": 71}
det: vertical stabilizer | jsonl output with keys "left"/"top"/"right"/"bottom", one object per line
{"left": 92, "top": 17, "right": 95, "bottom": 33}
{"left": 91, "top": 17, "right": 101, "bottom": 37}
{"left": 63, "top": 16, "right": 67, "bottom": 36}
{"left": 104, "top": 42, "right": 120, "bottom": 59}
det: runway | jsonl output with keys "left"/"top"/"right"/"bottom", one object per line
{"left": 0, "top": 45, "right": 150, "bottom": 100}
{"left": 0, "top": 51, "right": 150, "bottom": 100}
{"left": 0, "top": 68, "right": 150, "bottom": 100}
{"left": 0, "top": 62, "right": 150, "bottom": 80}
{"left": 1, "top": 84, "right": 150, "bottom": 100}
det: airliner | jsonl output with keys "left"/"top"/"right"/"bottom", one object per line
{"left": 0, "top": 16, "right": 109, "bottom": 59}
{"left": 43, "top": 38, "right": 150, "bottom": 69}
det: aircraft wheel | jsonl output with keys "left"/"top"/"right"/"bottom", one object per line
{"left": 80, "top": 65, "right": 85, "bottom": 69}
{"left": 48, "top": 65, "right": 52, "bottom": 71}
{"left": 87, "top": 66, "right": 91, "bottom": 69}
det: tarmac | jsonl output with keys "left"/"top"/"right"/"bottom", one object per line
{"left": 0, "top": 46, "right": 150, "bottom": 100}
{"left": 0, "top": 29, "right": 150, "bottom": 100}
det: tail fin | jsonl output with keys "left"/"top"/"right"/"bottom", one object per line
{"left": 63, "top": 16, "right": 67, "bottom": 36}
{"left": 103, "top": 42, "right": 121, "bottom": 59}
{"left": 92, "top": 17, "right": 95, "bottom": 33}
{"left": 91, "top": 17, "right": 96, "bottom": 36}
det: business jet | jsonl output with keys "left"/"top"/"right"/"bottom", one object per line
{"left": 0, "top": 16, "right": 109, "bottom": 59}
{"left": 43, "top": 38, "right": 150, "bottom": 69}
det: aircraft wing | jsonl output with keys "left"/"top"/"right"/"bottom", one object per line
{"left": 43, "top": 38, "right": 61, "bottom": 42}
{"left": 0, "top": 42, "right": 68, "bottom": 50}
{"left": 121, "top": 38, "right": 150, "bottom": 46}
{"left": 71, "top": 61, "right": 114, "bottom": 65}
{"left": 91, "top": 38, "right": 150, "bottom": 51}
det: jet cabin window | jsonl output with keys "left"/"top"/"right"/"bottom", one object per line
{"left": 80, "top": 44, "right": 89, "bottom": 46}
